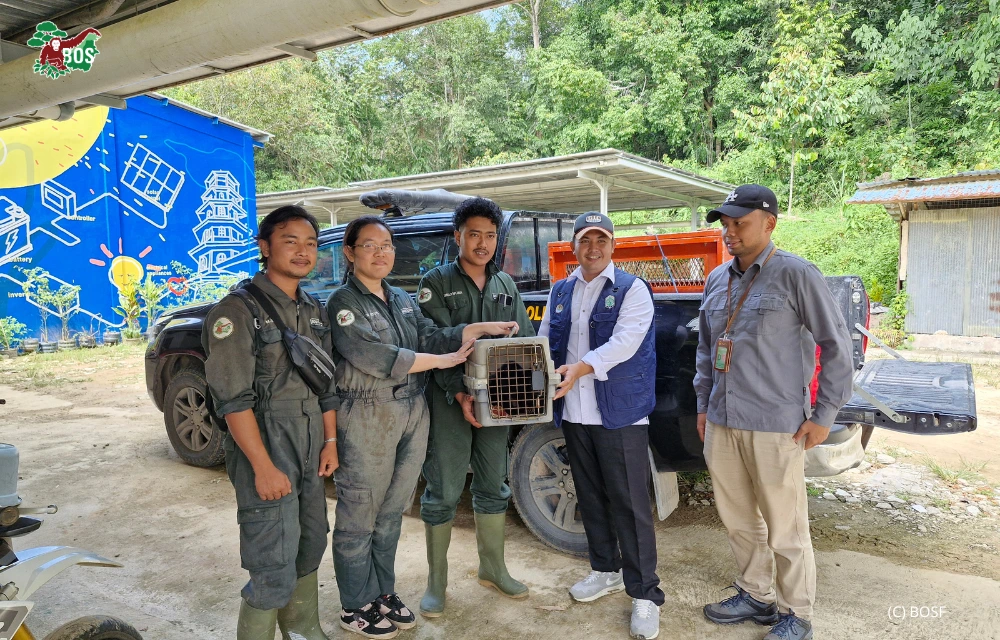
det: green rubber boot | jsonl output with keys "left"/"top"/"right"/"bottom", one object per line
{"left": 237, "top": 599, "right": 278, "bottom": 640}
{"left": 474, "top": 512, "right": 529, "bottom": 599}
{"left": 277, "top": 571, "right": 330, "bottom": 640}
{"left": 419, "top": 521, "right": 453, "bottom": 618}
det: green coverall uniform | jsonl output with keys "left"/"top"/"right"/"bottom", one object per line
{"left": 203, "top": 273, "right": 338, "bottom": 621}
{"left": 416, "top": 258, "right": 535, "bottom": 613}
{"left": 326, "top": 274, "right": 464, "bottom": 610}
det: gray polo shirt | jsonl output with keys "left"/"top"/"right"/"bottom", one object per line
{"left": 693, "top": 241, "right": 854, "bottom": 433}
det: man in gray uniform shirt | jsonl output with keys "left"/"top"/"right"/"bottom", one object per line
{"left": 693, "top": 184, "right": 853, "bottom": 640}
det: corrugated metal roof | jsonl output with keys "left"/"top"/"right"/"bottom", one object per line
{"left": 0, "top": 0, "right": 89, "bottom": 38}
{"left": 848, "top": 170, "right": 1000, "bottom": 205}
{"left": 257, "top": 149, "right": 735, "bottom": 224}
{"left": 146, "top": 93, "right": 271, "bottom": 143}
{"left": 0, "top": 0, "right": 516, "bottom": 130}
{"left": 857, "top": 169, "right": 1000, "bottom": 189}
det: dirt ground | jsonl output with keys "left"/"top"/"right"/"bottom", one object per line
{"left": 2, "top": 345, "right": 999, "bottom": 639}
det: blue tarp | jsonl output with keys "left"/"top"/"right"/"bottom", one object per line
{"left": 0, "top": 95, "right": 260, "bottom": 340}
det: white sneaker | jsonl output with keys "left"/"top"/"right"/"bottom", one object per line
{"left": 568, "top": 570, "right": 625, "bottom": 602}
{"left": 630, "top": 598, "right": 659, "bottom": 640}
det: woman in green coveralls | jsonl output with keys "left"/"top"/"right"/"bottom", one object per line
{"left": 327, "top": 215, "right": 518, "bottom": 638}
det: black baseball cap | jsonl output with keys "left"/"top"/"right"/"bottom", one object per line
{"left": 707, "top": 184, "right": 779, "bottom": 223}
{"left": 573, "top": 212, "right": 614, "bottom": 240}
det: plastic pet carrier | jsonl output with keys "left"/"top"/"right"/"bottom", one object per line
{"left": 463, "top": 337, "right": 559, "bottom": 427}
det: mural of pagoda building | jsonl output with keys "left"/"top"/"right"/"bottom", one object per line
{"left": 188, "top": 170, "right": 251, "bottom": 284}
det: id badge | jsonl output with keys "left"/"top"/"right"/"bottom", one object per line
{"left": 714, "top": 337, "right": 733, "bottom": 372}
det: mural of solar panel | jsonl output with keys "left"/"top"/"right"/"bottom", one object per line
{"left": 0, "top": 95, "right": 264, "bottom": 340}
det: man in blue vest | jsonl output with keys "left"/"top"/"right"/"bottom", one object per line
{"left": 538, "top": 212, "right": 662, "bottom": 640}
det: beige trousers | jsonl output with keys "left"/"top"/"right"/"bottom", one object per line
{"left": 704, "top": 421, "right": 815, "bottom": 620}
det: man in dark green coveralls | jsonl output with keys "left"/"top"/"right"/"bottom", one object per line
{"left": 417, "top": 197, "right": 535, "bottom": 617}
{"left": 204, "top": 206, "right": 339, "bottom": 640}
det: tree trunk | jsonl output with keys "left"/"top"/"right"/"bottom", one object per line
{"left": 788, "top": 149, "right": 796, "bottom": 218}
{"left": 531, "top": 0, "right": 542, "bottom": 49}
{"left": 703, "top": 91, "right": 714, "bottom": 166}
{"left": 907, "top": 80, "right": 912, "bottom": 131}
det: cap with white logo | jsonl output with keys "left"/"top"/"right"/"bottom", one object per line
{"left": 707, "top": 184, "right": 780, "bottom": 223}
{"left": 573, "top": 212, "right": 614, "bottom": 240}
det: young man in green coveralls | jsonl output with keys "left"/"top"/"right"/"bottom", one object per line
{"left": 416, "top": 197, "right": 535, "bottom": 617}
{"left": 204, "top": 206, "right": 339, "bottom": 640}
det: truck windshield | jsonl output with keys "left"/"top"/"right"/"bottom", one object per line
{"left": 300, "top": 231, "right": 450, "bottom": 300}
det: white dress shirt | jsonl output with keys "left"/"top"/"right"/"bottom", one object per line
{"left": 538, "top": 261, "right": 655, "bottom": 427}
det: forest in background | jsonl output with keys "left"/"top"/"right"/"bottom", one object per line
{"left": 165, "top": 0, "right": 1000, "bottom": 302}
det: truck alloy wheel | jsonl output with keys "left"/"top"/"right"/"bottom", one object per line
{"left": 509, "top": 423, "right": 588, "bottom": 557}
{"left": 163, "top": 368, "right": 225, "bottom": 467}
{"left": 42, "top": 614, "right": 144, "bottom": 640}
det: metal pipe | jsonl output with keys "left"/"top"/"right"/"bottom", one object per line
{"left": 0, "top": 0, "right": 437, "bottom": 121}
{"left": 22, "top": 102, "right": 76, "bottom": 121}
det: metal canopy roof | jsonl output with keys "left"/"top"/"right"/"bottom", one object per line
{"left": 0, "top": 0, "right": 515, "bottom": 130}
{"left": 848, "top": 170, "right": 1000, "bottom": 205}
{"left": 257, "top": 149, "right": 736, "bottom": 226}
{"left": 146, "top": 92, "right": 271, "bottom": 144}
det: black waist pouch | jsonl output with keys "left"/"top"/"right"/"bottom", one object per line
{"left": 242, "top": 283, "right": 337, "bottom": 396}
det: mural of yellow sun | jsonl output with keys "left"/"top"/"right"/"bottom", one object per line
{"left": 109, "top": 255, "right": 143, "bottom": 289}
{"left": 90, "top": 239, "right": 151, "bottom": 292}
{"left": 0, "top": 105, "right": 109, "bottom": 189}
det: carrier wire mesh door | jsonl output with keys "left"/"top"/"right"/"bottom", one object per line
{"left": 464, "top": 337, "right": 558, "bottom": 427}
{"left": 488, "top": 341, "right": 546, "bottom": 419}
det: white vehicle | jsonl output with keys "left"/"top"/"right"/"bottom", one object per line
{"left": 0, "top": 440, "right": 142, "bottom": 640}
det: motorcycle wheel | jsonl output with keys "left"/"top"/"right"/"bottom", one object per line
{"left": 43, "top": 615, "right": 143, "bottom": 640}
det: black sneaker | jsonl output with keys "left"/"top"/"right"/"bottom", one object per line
{"left": 376, "top": 593, "right": 417, "bottom": 630}
{"left": 703, "top": 584, "right": 780, "bottom": 625}
{"left": 340, "top": 602, "right": 399, "bottom": 638}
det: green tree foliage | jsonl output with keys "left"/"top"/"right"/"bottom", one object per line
{"left": 164, "top": 0, "right": 999, "bottom": 194}
{"left": 165, "top": 0, "right": 1000, "bottom": 304}
{"left": 735, "top": 0, "right": 852, "bottom": 216}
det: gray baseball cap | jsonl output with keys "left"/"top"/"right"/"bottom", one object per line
{"left": 573, "top": 212, "right": 614, "bottom": 240}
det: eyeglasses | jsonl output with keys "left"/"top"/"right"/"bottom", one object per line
{"left": 352, "top": 243, "right": 396, "bottom": 254}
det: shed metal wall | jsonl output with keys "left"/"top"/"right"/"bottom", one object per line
{"left": 907, "top": 207, "right": 1000, "bottom": 336}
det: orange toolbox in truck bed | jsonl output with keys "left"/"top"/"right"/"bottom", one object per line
{"left": 547, "top": 229, "right": 726, "bottom": 292}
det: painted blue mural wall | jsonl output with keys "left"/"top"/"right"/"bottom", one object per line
{"left": 0, "top": 95, "right": 260, "bottom": 341}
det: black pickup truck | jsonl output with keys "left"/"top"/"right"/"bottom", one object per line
{"left": 145, "top": 205, "right": 978, "bottom": 556}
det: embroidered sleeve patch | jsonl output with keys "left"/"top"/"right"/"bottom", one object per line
{"left": 336, "top": 310, "right": 356, "bottom": 327}
{"left": 212, "top": 317, "right": 234, "bottom": 339}
{"left": 417, "top": 288, "right": 433, "bottom": 303}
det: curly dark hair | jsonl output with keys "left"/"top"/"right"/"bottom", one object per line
{"left": 453, "top": 196, "right": 502, "bottom": 231}
{"left": 256, "top": 205, "right": 320, "bottom": 269}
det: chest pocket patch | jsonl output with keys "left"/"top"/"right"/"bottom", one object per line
{"left": 701, "top": 292, "right": 729, "bottom": 336}
{"left": 259, "top": 326, "right": 282, "bottom": 343}
{"left": 444, "top": 294, "right": 469, "bottom": 312}
{"left": 256, "top": 326, "right": 286, "bottom": 374}
{"left": 744, "top": 292, "right": 789, "bottom": 336}
{"left": 309, "top": 317, "right": 330, "bottom": 337}
{"left": 311, "top": 324, "right": 330, "bottom": 339}
{"left": 590, "top": 311, "right": 617, "bottom": 340}
{"left": 368, "top": 312, "right": 391, "bottom": 332}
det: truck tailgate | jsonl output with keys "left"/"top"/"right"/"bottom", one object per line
{"left": 837, "top": 360, "right": 977, "bottom": 434}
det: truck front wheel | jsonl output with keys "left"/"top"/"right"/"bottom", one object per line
{"left": 509, "top": 423, "right": 588, "bottom": 557}
{"left": 43, "top": 615, "right": 143, "bottom": 639}
{"left": 163, "top": 368, "right": 226, "bottom": 467}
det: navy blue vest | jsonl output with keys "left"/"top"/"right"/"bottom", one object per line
{"left": 548, "top": 268, "right": 656, "bottom": 429}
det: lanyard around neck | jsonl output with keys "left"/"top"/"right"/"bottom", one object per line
{"left": 723, "top": 246, "right": 778, "bottom": 337}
